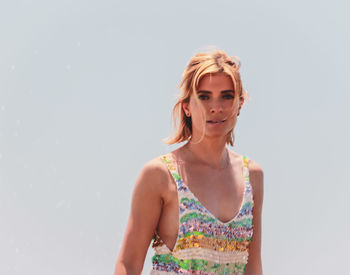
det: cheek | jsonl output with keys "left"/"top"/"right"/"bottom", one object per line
{"left": 226, "top": 112, "right": 239, "bottom": 128}
{"left": 190, "top": 102, "right": 206, "bottom": 120}
{"left": 225, "top": 101, "right": 240, "bottom": 116}
{"left": 192, "top": 112, "right": 206, "bottom": 127}
{"left": 189, "top": 110, "right": 207, "bottom": 130}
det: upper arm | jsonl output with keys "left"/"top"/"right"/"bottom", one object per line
{"left": 115, "top": 158, "right": 168, "bottom": 274}
{"left": 244, "top": 159, "right": 264, "bottom": 275}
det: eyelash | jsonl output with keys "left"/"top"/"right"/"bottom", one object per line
{"left": 198, "top": 95, "right": 234, "bottom": 100}
{"left": 198, "top": 95, "right": 209, "bottom": 100}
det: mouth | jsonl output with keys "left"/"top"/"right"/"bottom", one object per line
{"left": 206, "top": 119, "right": 226, "bottom": 124}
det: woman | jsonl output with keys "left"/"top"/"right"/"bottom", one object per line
{"left": 115, "top": 50, "right": 264, "bottom": 274}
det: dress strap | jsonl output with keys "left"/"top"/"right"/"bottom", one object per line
{"left": 242, "top": 155, "right": 254, "bottom": 207}
{"left": 160, "top": 154, "right": 189, "bottom": 193}
{"left": 242, "top": 155, "right": 249, "bottom": 167}
{"left": 160, "top": 154, "right": 181, "bottom": 186}
{"left": 242, "top": 155, "right": 250, "bottom": 183}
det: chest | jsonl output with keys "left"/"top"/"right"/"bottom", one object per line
{"left": 166, "top": 162, "right": 245, "bottom": 223}
{"left": 186, "top": 163, "right": 242, "bottom": 204}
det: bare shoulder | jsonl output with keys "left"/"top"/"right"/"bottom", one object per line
{"left": 134, "top": 155, "right": 171, "bottom": 198}
{"left": 247, "top": 158, "right": 264, "bottom": 177}
{"left": 228, "top": 150, "right": 264, "bottom": 194}
{"left": 115, "top": 155, "right": 171, "bottom": 271}
{"left": 247, "top": 158, "right": 264, "bottom": 204}
{"left": 140, "top": 155, "right": 169, "bottom": 179}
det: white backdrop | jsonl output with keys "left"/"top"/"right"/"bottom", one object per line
{"left": 1, "top": 0, "right": 349, "bottom": 274}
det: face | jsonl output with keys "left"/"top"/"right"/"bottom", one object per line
{"left": 183, "top": 72, "right": 244, "bottom": 142}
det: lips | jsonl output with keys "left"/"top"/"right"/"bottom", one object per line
{"left": 207, "top": 119, "right": 226, "bottom": 124}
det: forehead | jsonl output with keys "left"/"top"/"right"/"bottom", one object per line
{"left": 197, "top": 72, "right": 234, "bottom": 90}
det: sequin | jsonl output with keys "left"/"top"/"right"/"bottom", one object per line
{"left": 151, "top": 154, "right": 254, "bottom": 274}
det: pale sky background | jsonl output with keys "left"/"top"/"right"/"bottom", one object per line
{"left": 1, "top": 0, "right": 349, "bottom": 274}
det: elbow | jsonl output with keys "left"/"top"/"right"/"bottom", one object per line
{"left": 244, "top": 263, "right": 263, "bottom": 275}
{"left": 114, "top": 261, "right": 141, "bottom": 275}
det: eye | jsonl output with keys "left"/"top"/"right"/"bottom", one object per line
{"left": 198, "top": 94, "right": 209, "bottom": 100}
{"left": 223, "top": 94, "right": 234, "bottom": 99}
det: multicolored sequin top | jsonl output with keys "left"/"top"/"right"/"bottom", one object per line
{"left": 151, "top": 154, "right": 254, "bottom": 274}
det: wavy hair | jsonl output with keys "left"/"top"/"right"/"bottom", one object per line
{"left": 164, "top": 49, "right": 249, "bottom": 146}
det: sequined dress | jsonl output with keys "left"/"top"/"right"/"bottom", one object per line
{"left": 150, "top": 153, "right": 254, "bottom": 274}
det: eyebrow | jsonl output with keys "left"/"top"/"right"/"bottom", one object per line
{"left": 197, "top": 90, "right": 235, "bottom": 94}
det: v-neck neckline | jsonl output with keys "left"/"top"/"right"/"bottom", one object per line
{"left": 168, "top": 152, "right": 247, "bottom": 226}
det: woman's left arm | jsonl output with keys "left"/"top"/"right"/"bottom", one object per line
{"left": 244, "top": 159, "right": 264, "bottom": 275}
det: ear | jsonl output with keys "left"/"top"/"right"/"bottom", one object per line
{"left": 182, "top": 102, "right": 191, "bottom": 117}
{"left": 237, "top": 97, "right": 245, "bottom": 115}
{"left": 240, "top": 96, "right": 245, "bottom": 106}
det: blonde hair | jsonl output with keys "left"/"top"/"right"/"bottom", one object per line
{"left": 165, "top": 49, "right": 249, "bottom": 146}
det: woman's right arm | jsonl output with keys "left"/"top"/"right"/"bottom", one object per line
{"left": 114, "top": 159, "right": 168, "bottom": 275}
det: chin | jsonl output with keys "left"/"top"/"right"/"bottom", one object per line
{"left": 205, "top": 130, "right": 231, "bottom": 139}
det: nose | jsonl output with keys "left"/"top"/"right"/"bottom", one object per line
{"left": 209, "top": 101, "right": 223, "bottom": 113}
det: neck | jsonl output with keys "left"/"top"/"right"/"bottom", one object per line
{"left": 183, "top": 135, "right": 229, "bottom": 169}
